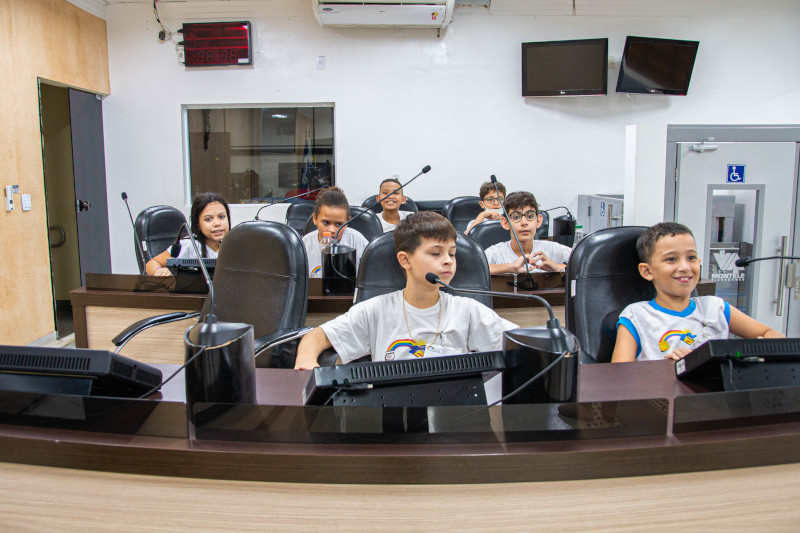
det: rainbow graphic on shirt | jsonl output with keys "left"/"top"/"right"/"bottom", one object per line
{"left": 386, "top": 338, "right": 427, "bottom": 358}
{"left": 311, "top": 266, "right": 322, "bottom": 275}
{"left": 658, "top": 330, "right": 696, "bottom": 352}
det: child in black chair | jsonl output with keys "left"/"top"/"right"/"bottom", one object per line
{"left": 465, "top": 180, "right": 506, "bottom": 234}
{"left": 302, "top": 187, "right": 368, "bottom": 278}
{"left": 611, "top": 222, "right": 783, "bottom": 363}
{"left": 376, "top": 177, "right": 410, "bottom": 232}
{"left": 294, "top": 212, "right": 516, "bottom": 369}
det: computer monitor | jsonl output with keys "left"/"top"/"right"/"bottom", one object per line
{"left": 616, "top": 36, "right": 699, "bottom": 95}
{"left": 522, "top": 38, "right": 608, "bottom": 97}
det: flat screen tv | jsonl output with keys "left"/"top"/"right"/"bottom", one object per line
{"left": 616, "top": 36, "right": 699, "bottom": 95}
{"left": 522, "top": 38, "right": 608, "bottom": 97}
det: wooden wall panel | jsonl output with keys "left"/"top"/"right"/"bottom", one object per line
{"left": 0, "top": 0, "right": 109, "bottom": 344}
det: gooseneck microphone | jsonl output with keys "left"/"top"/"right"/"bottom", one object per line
{"left": 121, "top": 192, "right": 148, "bottom": 269}
{"left": 490, "top": 175, "right": 538, "bottom": 290}
{"left": 179, "top": 222, "right": 215, "bottom": 323}
{"left": 425, "top": 272, "right": 575, "bottom": 364}
{"left": 333, "top": 165, "right": 431, "bottom": 243}
{"left": 735, "top": 255, "right": 800, "bottom": 267}
{"left": 254, "top": 184, "right": 331, "bottom": 220}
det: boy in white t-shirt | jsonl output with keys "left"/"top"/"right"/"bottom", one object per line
{"left": 611, "top": 222, "right": 783, "bottom": 362}
{"left": 301, "top": 187, "right": 369, "bottom": 278}
{"left": 376, "top": 177, "right": 411, "bottom": 232}
{"left": 465, "top": 180, "right": 506, "bottom": 234}
{"left": 484, "top": 191, "right": 572, "bottom": 275}
{"left": 294, "top": 212, "right": 517, "bottom": 369}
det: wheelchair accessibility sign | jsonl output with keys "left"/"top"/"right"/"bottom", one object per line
{"left": 727, "top": 164, "right": 745, "bottom": 183}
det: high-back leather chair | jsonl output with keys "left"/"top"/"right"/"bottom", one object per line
{"left": 355, "top": 232, "right": 492, "bottom": 308}
{"left": 442, "top": 196, "right": 483, "bottom": 233}
{"left": 285, "top": 201, "right": 315, "bottom": 235}
{"left": 536, "top": 211, "right": 550, "bottom": 240}
{"left": 302, "top": 205, "right": 384, "bottom": 242}
{"left": 468, "top": 219, "right": 509, "bottom": 250}
{"left": 134, "top": 205, "right": 187, "bottom": 274}
{"left": 361, "top": 196, "right": 419, "bottom": 214}
{"left": 565, "top": 226, "right": 654, "bottom": 364}
{"left": 114, "top": 220, "right": 309, "bottom": 369}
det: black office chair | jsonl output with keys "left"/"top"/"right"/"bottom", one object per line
{"left": 442, "top": 196, "right": 483, "bottom": 234}
{"left": 361, "top": 195, "right": 419, "bottom": 214}
{"left": 285, "top": 201, "right": 315, "bottom": 235}
{"left": 302, "top": 205, "right": 384, "bottom": 242}
{"left": 565, "top": 226, "right": 654, "bottom": 364}
{"left": 114, "top": 220, "right": 309, "bottom": 369}
{"left": 134, "top": 205, "right": 187, "bottom": 274}
{"left": 536, "top": 211, "right": 550, "bottom": 240}
{"left": 468, "top": 220, "right": 509, "bottom": 250}
{"left": 354, "top": 232, "right": 492, "bottom": 307}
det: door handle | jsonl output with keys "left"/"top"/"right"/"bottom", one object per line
{"left": 77, "top": 199, "right": 92, "bottom": 212}
{"left": 775, "top": 236, "right": 788, "bottom": 316}
{"left": 48, "top": 226, "right": 66, "bottom": 248}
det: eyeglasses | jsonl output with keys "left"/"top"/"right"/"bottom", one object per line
{"left": 482, "top": 196, "right": 503, "bottom": 206}
{"left": 507, "top": 210, "right": 539, "bottom": 223}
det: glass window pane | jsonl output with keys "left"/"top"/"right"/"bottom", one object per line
{"left": 186, "top": 106, "right": 334, "bottom": 204}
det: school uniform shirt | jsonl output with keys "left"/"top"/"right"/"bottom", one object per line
{"left": 379, "top": 210, "right": 411, "bottom": 233}
{"left": 617, "top": 296, "right": 731, "bottom": 361}
{"left": 302, "top": 229, "right": 369, "bottom": 278}
{"left": 320, "top": 290, "right": 518, "bottom": 364}
{"left": 175, "top": 238, "right": 219, "bottom": 259}
{"left": 483, "top": 240, "right": 572, "bottom": 273}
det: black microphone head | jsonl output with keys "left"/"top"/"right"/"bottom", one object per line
{"left": 490, "top": 175, "right": 497, "bottom": 183}
{"left": 734, "top": 257, "right": 750, "bottom": 267}
{"left": 425, "top": 272, "right": 439, "bottom": 285}
{"left": 121, "top": 192, "right": 128, "bottom": 200}
{"left": 422, "top": 165, "right": 431, "bottom": 173}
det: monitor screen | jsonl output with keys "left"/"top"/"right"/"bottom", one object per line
{"left": 522, "top": 38, "right": 608, "bottom": 97}
{"left": 616, "top": 36, "right": 699, "bottom": 95}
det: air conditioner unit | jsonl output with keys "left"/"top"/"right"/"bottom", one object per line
{"left": 313, "top": 0, "right": 455, "bottom": 28}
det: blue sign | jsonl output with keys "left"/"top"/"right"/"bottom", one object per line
{"left": 727, "top": 164, "right": 745, "bottom": 183}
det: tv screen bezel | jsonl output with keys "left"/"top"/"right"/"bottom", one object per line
{"left": 615, "top": 36, "right": 699, "bottom": 95}
{"left": 521, "top": 38, "right": 609, "bottom": 97}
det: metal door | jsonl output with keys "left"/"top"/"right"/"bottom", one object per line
{"left": 68, "top": 89, "right": 111, "bottom": 282}
{"left": 675, "top": 141, "right": 798, "bottom": 333}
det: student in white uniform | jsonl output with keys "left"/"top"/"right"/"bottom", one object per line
{"left": 483, "top": 191, "right": 572, "bottom": 274}
{"left": 145, "top": 192, "right": 230, "bottom": 276}
{"left": 612, "top": 222, "right": 783, "bottom": 362}
{"left": 375, "top": 177, "right": 411, "bottom": 232}
{"left": 294, "top": 212, "right": 517, "bottom": 369}
{"left": 301, "top": 187, "right": 369, "bottom": 278}
{"left": 465, "top": 180, "right": 506, "bottom": 234}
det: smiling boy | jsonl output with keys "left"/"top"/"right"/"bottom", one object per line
{"left": 484, "top": 191, "right": 572, "bottom": 275}
{"left": 611, "top": 222, "right": 783, "bottom": 363}
{"left": 376, "top": 177, "right": 411, "bottom": 232}
{"left": 294, "top": 212, "right": 516, "bottom": 369}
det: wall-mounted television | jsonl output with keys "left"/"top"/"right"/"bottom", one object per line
{"left": 522, "top": 38, "right": 608, "bottom": 97}
{"left": 616, "top": 36, "right": 699, "bottom": 95}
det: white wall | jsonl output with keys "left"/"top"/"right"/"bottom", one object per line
{"left": 103, "top": 1, "right": 800, "bottom": 273}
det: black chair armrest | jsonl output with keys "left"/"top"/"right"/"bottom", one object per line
{"left": 254, "top": 327, "right": 314, "bottom": 356}
{"left": 317, "top": 348, "right": 340, "bottom": 367}
{"left": 112, "top": 312, "right": 199, "bottom": 347}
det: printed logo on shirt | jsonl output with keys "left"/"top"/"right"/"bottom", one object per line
{"left": 311, "top": 266, "right": 321, "bottom": 275}
{"left": 658, "top": 330, "right": 696, "bottom": 352}
{"left": 386, "top": 338, "right": 427, "bottom": 358}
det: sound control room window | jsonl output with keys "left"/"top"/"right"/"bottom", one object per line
{"left": 185, "top": 105, "right": 334, "bottom": 204}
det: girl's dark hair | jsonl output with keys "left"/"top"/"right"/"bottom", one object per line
{"left": 313, "top": 186, "right": 350, "bottom": 216}
{"left": 190, "top": 192, "right": 230, "bottom": 258}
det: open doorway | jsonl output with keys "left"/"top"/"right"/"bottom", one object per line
{"left": 38, "top": 81, "right": 112, "bottom": 339}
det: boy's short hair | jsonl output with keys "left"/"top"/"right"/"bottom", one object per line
{"left": 379, "top": 178, "right": 402, "bottom": 193}
{"left": 502, "top": 191, "right": 539, "bottom": 215}
{"left": 479, "top": 181, "right": 505, "bottom": 200}
{"left": 313, "top": 186, "right": 349, "bottom": 216}
{"left": 636, "top": 222, "right": 694, "bottom": 263}
{"left": 394, "top": 212, "right": 457, "bottom": 255}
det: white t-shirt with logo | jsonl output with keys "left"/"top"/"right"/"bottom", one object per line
{"left": 302, "top": 229, "right": 369, "bottom": 278}
{"left": 175, "top": 238, "right": 219, "bottom": 259}
{"left": 483, "top": 240, "right": 572, "bottom": 272}
{"left": 617, "top": 296, "right": 731, "bottom": 361}
{"left": 320, "top": 290, "right": 517, "bottom": 364}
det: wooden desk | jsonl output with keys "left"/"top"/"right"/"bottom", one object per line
{"left": 1, "top": 361, "right": 799, "bottom": 529}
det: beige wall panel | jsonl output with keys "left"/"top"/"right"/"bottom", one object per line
{"left": 0, "top": 0, "right": 109, "bottom": 344}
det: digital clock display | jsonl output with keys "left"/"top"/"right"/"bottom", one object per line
{"left": 181, "top": 21, "right": 252, "bottom": 67}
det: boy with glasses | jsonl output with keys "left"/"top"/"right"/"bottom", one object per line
{"left": 465, "top": 181, "right": 506, "bottom": 234}
{"left": 484, "top": 191, "right": 572, "bottom": 275}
